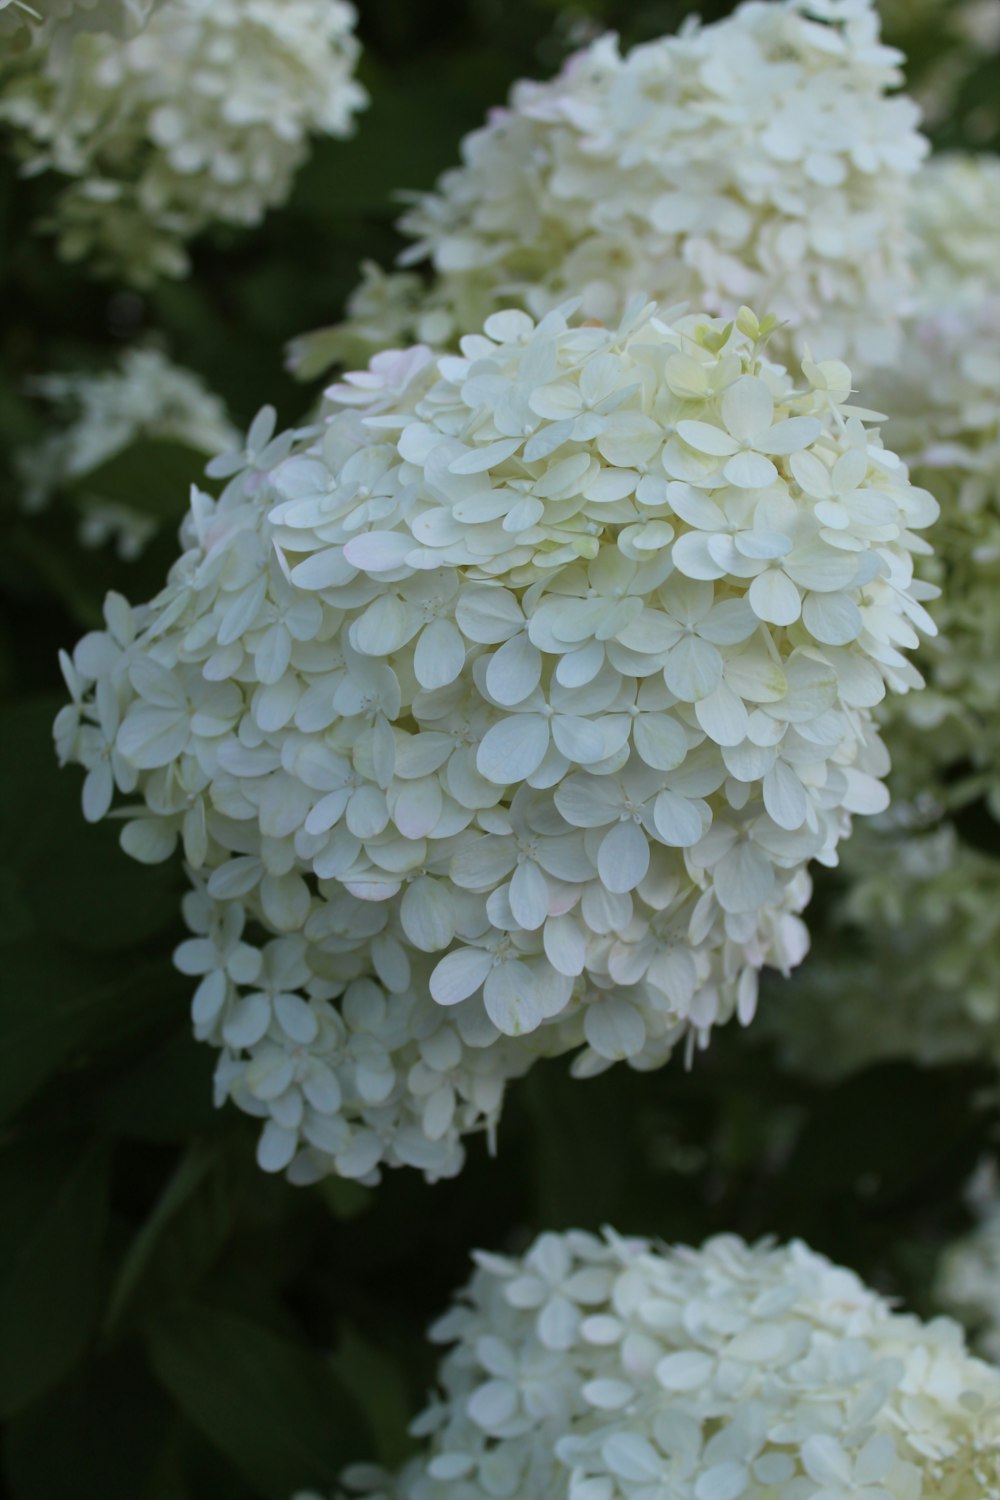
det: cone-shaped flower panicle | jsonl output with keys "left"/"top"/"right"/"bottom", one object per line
{"left": 56, "top": 299, "right": 937, "bottom": 1183}
{"left": 308, "top": 1229, "right": 1000, "bottom": 1500}
{"left": 0, "top": 0, "right": 367, "bottom": 282}
{"left": 311, "top": 0, "right": 926, "bottom": 377}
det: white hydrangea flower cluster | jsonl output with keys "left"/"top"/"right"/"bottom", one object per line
{"left": 938, "top": 1166, "right": 1000, "bottom": 1366}
{"left": 761, "top": 816, "right": 1000, "bottom": 1078}
{"left": 304, "top": 0, "right": 926, "bottom": 378}
{"left": 317, "top": 1229, "right": 1000, "bottom": 1500}
{"left": 907, "top": 155, "right": 1000, "bottom": 308}
{"left": 760, "top": 156, "right": 1000, "bottom": 1083}
{"left": 55, "top": 299, "right": 938, "bottom": 1183}
{"left": 20, "top": 347, "right": 238, "bottom": 560}
{"left": 868, "top": 155, "right": 1000, "bottom": 817}
{"left": 0, "top": 0, "right": 367, "bottom": 283}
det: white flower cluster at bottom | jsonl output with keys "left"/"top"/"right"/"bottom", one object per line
{"left": 297, "top": 1229, "right": 1000, "bottom": 1500}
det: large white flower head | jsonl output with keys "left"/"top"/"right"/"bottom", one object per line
{"left": 55, "top": 299, "right": 938, "bottom": 1184}
{"left": 316, "top": 1229, "right": 1000, "bottom": 1500}
{"left": 307, "top": 0, "right": 926, "bottom": 378}
{"left": 866, "top": 154, "right": 1000, "bottom": 817}
{"left": 761, "top": 814, "right": 1000, "bottom": 1078}
{"left": 0, "top": 0, "right": 367, "bottom": 283}
{"left": 939, "top": 1165, "right": 1000, "bottom": 1367}
{"left": 20, "top": 347, "right": 238, "bottom": 559}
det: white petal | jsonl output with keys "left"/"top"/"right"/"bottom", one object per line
{"left": 748, "top": 569, "right": 801, "bottom": 626}
{"left": 584, "top": 999, "right": 646, "bottom": 1060}
{"left": 723, "top": 451, "right": 778, "bottom": 490}
{"left": 455, "top": 586, "right": 523, "bottom": 643}
{"left": 477, "top": 715, "right": 549, "bottom": 785}
{"left": 694, "top": 1462, "right": 750, "bottom": 1500}
{"left": 120, "top": 816, "right": 177, "bottom": 864}
{"left": 665, "top": 635, "right": 723, "bottom": 702}
{"left": 451, "top": 836, "right": 517, "bottom": 889}
{"left": 597, "top": 820, "right": 650, "bottom": 894}
{"left": 756, "top": 415, "right": 821, "bottom": 455}
{"left": 345, "top": 785, "right": 389, "bottom": 839}
{"left": 415, "top": 618, "right": 466, "bottom": 689}
{"left": 350, "top": 595, "right": 413, "bottom": 657}
{"left": 676, "top": 420, "right": 740, "bottom": 457}
{"left": 391, "top": 777, "right": 443, "bottom": 839}
{"left": 342, "top": 531, "right": 415, "bottom": 573}
{"left": 486, "top": 634, "right": 542, "bottom": 705}
{"left": 289, "top": 547, "right": 354, "bottom": 590}
{"left": 695, "top": 683, "right": 749, "bottom": 746}
{"left": 671, "top": 531, "right": 727, "bottom": 582}
{"left": 448, "top": 437, "right": 523, "bottom": 474}
{"left": 601, "top": 1434, "right": 662, "bottom": 1483}
{"left": 554, "top": 775, "right": 620, "bottom": 828}
{"left": 116, "top": 707, "right": 188, "bottom": 769}
{"left": 801, "top": 590, "right": 862, "bottom": 645}
{"left": 257, "top": 1121, "right": 298, "bottom": 1174}
{"left": 801, "top": 1436, "right": 852, "bottom": 1487}
{"left": 551, "top": 715, "right": 607, "bottom": 765}
{"left": 82, "top": 760, "right": 114, "bottom": 823}
{"left": 763, "top": 761, "right": 808, "bottom": 830}
{"left": 274, "top": 994, "right": 319, "bottom": 1045}
{"left": 543, "top": 915, "right": 586, "bottom": 977}
{"left": 400, "top": 877, "right": 455, "bottom": 952}
{"left": 223, "top": 994, "right": 271, "bottom": 1049}
{"left": 656, "top": 1351, "right": 715, "bottom": 1391}
{"left": 714, "top": 841, "right": 775, "bottom": 914}
{"left": 429, "top": 946, "right": 493, "bottom": 1006}
{"left": 483, "top": 961, "right": 543, "bottom": 1035}
{"left": 841, "top": 768, "right": 890, "bottom": 816}
{"left": 652, "top": 789, "right": 705, "bottom": 848}
{"left": 722, "top": 377, "right": 772, "bottom": 441}
{"left": 260, "top": 873, "right": 311, "bottom": 932}
{"left": 509, "top": 861, "right": 550, "bottom": 930}
{"left": 633, "top": 713, "right": 687, "bottom": 771}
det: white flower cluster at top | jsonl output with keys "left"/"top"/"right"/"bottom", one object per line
{"left": 938, "top": 1166, "right": 1000, "bottom": 1366}
{"left": 55, "top": 299, "right": 937, "bottom": 1184}
{"left": 20, "top": 347, "right": 238, "bottom": 559}
{"left": 761, "top": 815, "right": 1000, "bottom": 1078}
{"left": 302, "top": 0, "right": 926, "bottom": 378}
{"left": 306, "top": 1229, "right": 1000, "bottom": 1500}
{"left": 0, "top": 0, "right": 367, "bottom": 283}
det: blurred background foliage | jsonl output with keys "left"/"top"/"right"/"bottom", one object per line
{"left": 0, "top": 2, "right": 998, "bottom": 1497}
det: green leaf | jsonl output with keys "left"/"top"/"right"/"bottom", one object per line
{"left": 0, "top": 944, "right": 81, "bottom": 1124}
{"left": 0, "top": 1138, "right": 110, "bottom": 1417}
{"left": 0, "top": 697, "right": 181, "bottom": 952}
{"left": 67, "top": 439, "right": 210, "bottom": 523}
{"left": 96, "top": 1027, "right": 218, "bottom": 1143}
{"left": 148, "top": 1303, "right": 366, "bottom": 1500}
{"left": 2, "top": 1348, "right": 173, "bottom": 1500}
{"left": 328, "top": 1325, "right": 413, "bottom": 1470}
{"left": 105, "top": 1137, "right": 251, "bottom": 1338}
